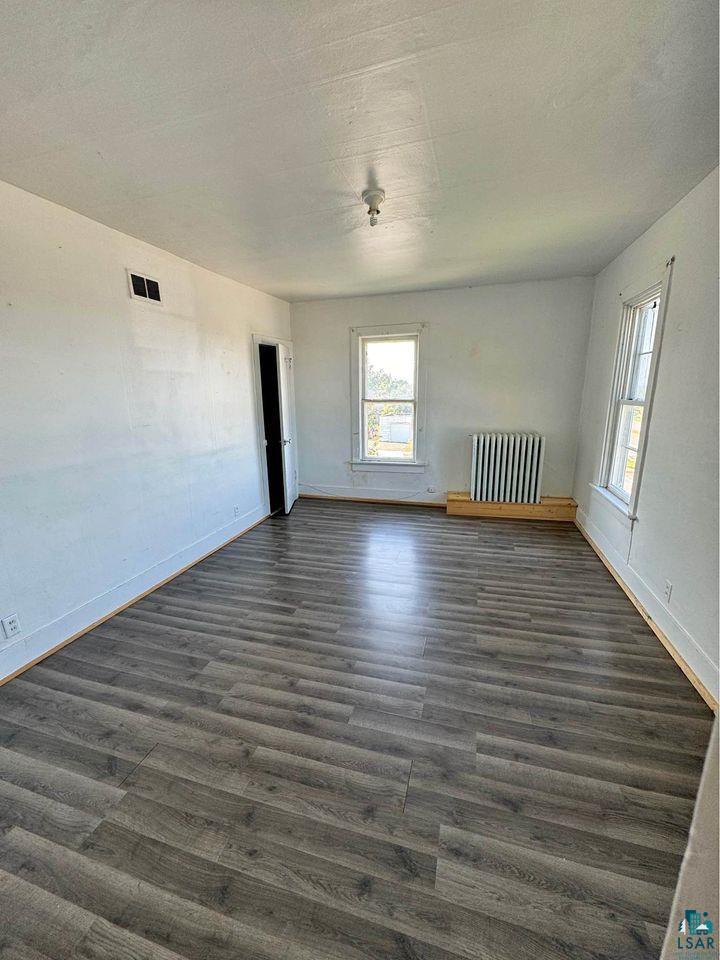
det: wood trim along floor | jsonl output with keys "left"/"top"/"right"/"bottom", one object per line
{"left": 299, "top": 492, "right": 446, "bottom": 508}
{"left": 447, "top": 492, "right": 577, "bottom": 521}
{"left": 0, "top": 512, "right": 270, "bottom": 689}
{"left": 575, "top": 519, "right": 718, "bottom": 715}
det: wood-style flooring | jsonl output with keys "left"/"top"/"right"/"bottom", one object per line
{"left": 0, "top": 499, "right": 713, "bottom": 960}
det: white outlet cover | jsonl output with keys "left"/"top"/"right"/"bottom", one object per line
{"left": 1, "top": 614, "right": 21, "bottom": 640}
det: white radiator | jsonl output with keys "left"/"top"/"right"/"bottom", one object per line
{"left": 470, "top": 433, "right": 545, "bottom": 503}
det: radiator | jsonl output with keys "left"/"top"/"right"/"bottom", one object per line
{"left": 470, "top": 433, "right": 545, "bottom": 503}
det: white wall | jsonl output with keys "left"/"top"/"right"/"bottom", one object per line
{"left": 291, "top": 279, "right": 594, "bottom": 504}
{"left": 0, "top": 179, "right": 290, "bottom": 681}
{"left": 573, "top": 169, "right": 719, "bottom": 701}
{"left": 661, "top": 720, "right": 718, "bottom": 957}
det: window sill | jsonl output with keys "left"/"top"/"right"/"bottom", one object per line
{"left": 589, "top": 483, "right": 636, "bottom": 525}
{"left": 350, "top": 460, "right": 427, "bottom": 474}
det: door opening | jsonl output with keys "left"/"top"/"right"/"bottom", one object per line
{"left": 258, "top": 343, "right": 286, "bottom": 515}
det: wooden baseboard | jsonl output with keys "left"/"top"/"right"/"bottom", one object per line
{"left": 575, "top": 520, "right": 718, "bottom": 715}
{"left": 0, "top": 513, "right": 270, "bottom": 689}
{"left": 299, "top": 493, "right": 446, "bottom": 509}
{"left": 447, "top": 492, "right": 577, "bottom": 521}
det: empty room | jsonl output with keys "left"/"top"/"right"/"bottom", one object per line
{"left": 1, "top": 2, "right": 718, "bottom": 958}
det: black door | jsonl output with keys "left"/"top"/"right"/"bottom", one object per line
{"left": 258, "top": 343, "right": 285, "bottom": 514}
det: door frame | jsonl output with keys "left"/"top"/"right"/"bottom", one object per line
{"left": 252, "top": 333, "right": 296, "bottom": 516}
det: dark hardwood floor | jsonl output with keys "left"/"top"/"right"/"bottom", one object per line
{"left": 0, "top": 499, "right": 713, "bottom": 960}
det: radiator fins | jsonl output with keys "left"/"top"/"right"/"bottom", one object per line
{"left": 470, "top": 433, "right": 545, "bottom": 503}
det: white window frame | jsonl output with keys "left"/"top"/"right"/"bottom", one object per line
{"left": 350, "top": 322, "right": 427, "bottom": 472}
{"left": 597, "top": 259, "right": 674, "bottom": 519}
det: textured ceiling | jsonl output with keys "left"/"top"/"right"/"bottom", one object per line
{"left": 1, "top": 0, "right": 717, "bottom": 301}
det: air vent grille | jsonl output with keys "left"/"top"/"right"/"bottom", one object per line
{"left": 128, "top": 271, "right": 161, "bottom": 303}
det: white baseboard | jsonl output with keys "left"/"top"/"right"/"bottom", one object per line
{"left": 576, "top": 507, "right": 718, "bottom": 710}
{"left": 0, "top": 504, "right": 268, "bottom": 685}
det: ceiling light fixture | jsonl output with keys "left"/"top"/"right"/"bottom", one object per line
{"left": 361, "top": 187, "right": 385, "bottom": 226}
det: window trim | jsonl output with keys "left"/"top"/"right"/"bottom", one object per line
{"left": 598, "top": 258, "right": 674, "bottom": 519}
{"left": 605, "top": 292, "right": 659, "bottom": 505}
{"left": 350, "top": 322, "right": 426, "bottom": 469}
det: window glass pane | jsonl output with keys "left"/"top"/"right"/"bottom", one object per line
{"left": 364, "top": 401, "right": 414, "bottom": 459}
{"left": 364, "top": 338, "right": 416, "bottom": 399}
{"left": 637, "top": 302, "right": 657, "bottom": 352}
{"left": 610, "top": 404, "right": 643, "bottom": 497}
{"left": 610, "top": 446, "right": 636, "bottom": 499}
{"left": 630, "top": 352, "right": 651, "bottom": 400}
{"left": 627, "top": 299, "right": 657, "bottom": 400}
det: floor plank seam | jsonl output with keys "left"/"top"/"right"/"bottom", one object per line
{"left": 402, "top": 760, "right": 413, "bottom": 815}
{"left": 114, "top": 742, "right": 160, "bottom": 789}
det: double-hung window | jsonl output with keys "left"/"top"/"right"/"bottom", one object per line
{"left": 361, "top": 335, "right": 418, "bottom": 461}
{"left": 600, "top": 277, "right": 668, "bottom": 512}
{"left": 350, "top": 323, "right": 425, "bottom": 467}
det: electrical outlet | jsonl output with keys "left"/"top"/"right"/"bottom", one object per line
{"left": 663, "top": 580, "right": 673, "bottom": 604}
{"left": 233, "top": 505, "right": 240, "bottom": 518}
{"left": 1, "top": 614, "right": 21, "bottom": 641}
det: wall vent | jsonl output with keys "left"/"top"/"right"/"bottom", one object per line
{"left": 127, "top": 270, "right": 161, "bottom": 303}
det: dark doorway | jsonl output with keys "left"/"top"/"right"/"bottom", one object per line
{"left": 258, "top": 343, "right": 285, "bottom": 515}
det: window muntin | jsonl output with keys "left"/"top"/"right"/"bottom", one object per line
{"left": 361, "top": 336, "right": 417, "bottom": 461}
{"left": 605, "top": 295, "right": 660, "bottom": 503}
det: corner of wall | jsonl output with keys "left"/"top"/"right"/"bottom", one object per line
{"left": 570, "top": 274, "right": 601, "bottom": 499}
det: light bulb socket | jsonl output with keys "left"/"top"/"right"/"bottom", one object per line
{"left": 362, "top": 187, "right": 385, "bottom": 226}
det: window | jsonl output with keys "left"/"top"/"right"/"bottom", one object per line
{"left": 600, "top": 277, "right": 668, "bottom": 511}
{"left": 350, "top": 323, "right": 425, "bottom": 468}
{"left": 361, "top": 335, "right": 417, "bottom": 460}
